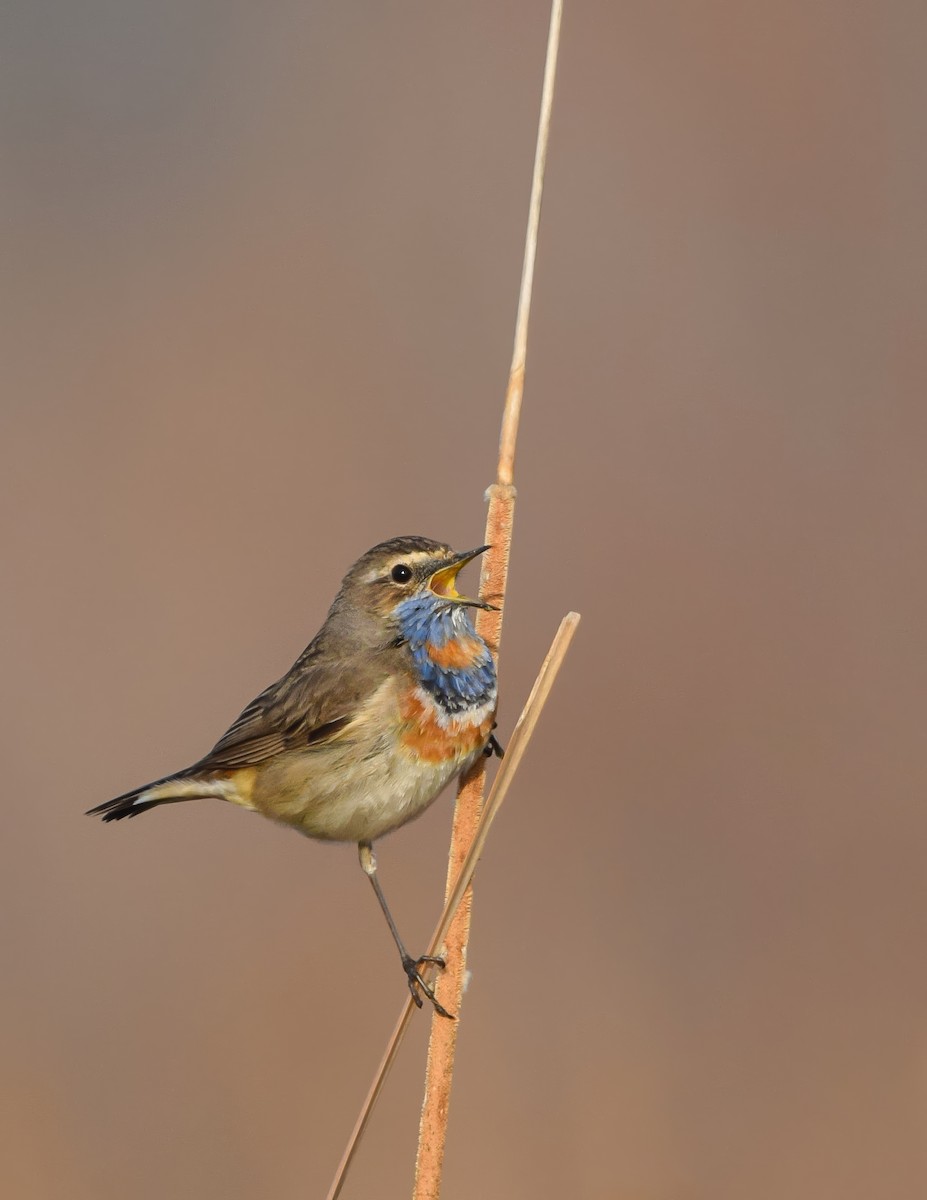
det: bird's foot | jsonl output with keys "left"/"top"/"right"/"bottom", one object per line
{"left": 485, "top": 733, "right": 505, "bottom": 758}
{"left": 402, "top": 954, "right": 454, "bottom": 1019}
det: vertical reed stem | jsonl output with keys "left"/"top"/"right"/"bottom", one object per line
{"left": 323, "top": 5, "right": 565, "bottom": 1195}
{"left": 412, "top": 3, "right": 564, "bottom": 1194}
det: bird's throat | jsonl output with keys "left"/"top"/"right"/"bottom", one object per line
{"left": 395, "top": 595, "right": 497, "bottom": 715}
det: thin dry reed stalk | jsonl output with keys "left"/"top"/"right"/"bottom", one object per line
{"left": 413, "top": 2, "right": 564, "bottom": 1193}
{"left": 324, "top": 615, "right": 579, "bottom": 1200}
{"left": 324, "top": 3, "right": 567, "bottom": 1196}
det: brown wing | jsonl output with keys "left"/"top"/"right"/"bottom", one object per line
{"left": 192, "top": 640, "right": 389, "bottom": 772}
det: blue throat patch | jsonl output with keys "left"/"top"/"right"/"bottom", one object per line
{"left": 395, "top": 594, "right": 497, "bottom": 715}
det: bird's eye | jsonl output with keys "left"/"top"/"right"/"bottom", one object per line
{"left": 391, "top": 563, "right": 413, "bottom": 583}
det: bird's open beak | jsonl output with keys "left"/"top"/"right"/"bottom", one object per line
{"left": 428, "top": 545, "right": 497, "bottom": 610}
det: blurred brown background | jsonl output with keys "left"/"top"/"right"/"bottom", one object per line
{"left": 3, "top": 2, "right": 926, "bottom": 1197}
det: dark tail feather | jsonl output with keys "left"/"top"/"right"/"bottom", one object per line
{"left": 87, "top": 772, "right": 199, "bottom": 823}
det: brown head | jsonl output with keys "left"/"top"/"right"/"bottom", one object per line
{"left": 321, "top": 536, "right": 491, "bottom": 649}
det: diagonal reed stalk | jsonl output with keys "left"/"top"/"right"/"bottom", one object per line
{"left": 324, "top": 614, "right": 579, "bottom": 1200}
{"left": 325, "top": 3, "right": 566, "bottom": 1196}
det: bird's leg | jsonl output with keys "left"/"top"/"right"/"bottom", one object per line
{"left": 357, "top": 841, "right": 454, "bottom": 1019}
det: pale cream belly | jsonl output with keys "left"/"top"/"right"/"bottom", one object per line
{"left": 245, "top": 735, "right": 483, "bottom": 843}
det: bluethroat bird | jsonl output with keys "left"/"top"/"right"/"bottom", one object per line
{"left": 88, "top": 537, "right": 502, "bottom": 1017}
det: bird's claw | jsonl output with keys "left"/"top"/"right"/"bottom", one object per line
{"left": 402, "top": 954, "right": 454, "bottom": 1019}
{"left": 485, "top": 732, "right": 505, "bottom": 758}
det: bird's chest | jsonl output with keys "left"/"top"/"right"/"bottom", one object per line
{"left": 397, "top": 681, "right": 496, "bottom": 768}
{"left": 398, "top": 632, "right": 497, "bottom": 767}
